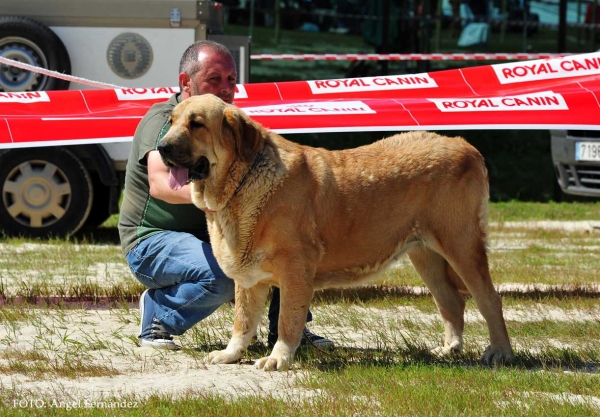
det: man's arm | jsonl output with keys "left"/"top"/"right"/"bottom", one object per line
{"left": 147, "top": 150, "right": 193, "bottom": 204}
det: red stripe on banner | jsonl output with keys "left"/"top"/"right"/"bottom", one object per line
{"left": 2, "top": 52, "right": 600, "bottom": 149}
{"left": 0, "top": 91, "right": 88, "bottom": 117}
{"left": 235, "top": 91, "right": 600, "bottom": 133}
{"left": 0, "top": 118, "right": 12, "bottom": 144}
{"left": 6, "top": 118, "right": 143, "bottom": 145}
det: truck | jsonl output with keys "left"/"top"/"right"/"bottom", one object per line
{"left": 0, "top": 0, "right": 250, "bottom": 237}
{"left": 551, "top": 129, "right": 600, "bottom": 198}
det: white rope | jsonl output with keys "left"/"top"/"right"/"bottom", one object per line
{"left": 251, "top": 53, "right": 570, "bottom": 61}
{"left": 0, "top": 56, "right": 125, "bottom": 90}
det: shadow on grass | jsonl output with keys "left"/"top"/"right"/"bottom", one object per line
{"left": 2, "top": 280, "right": 597, "bottom": 311}
{"left": 0, "top": 280, "right": 146, "bottom": 309}
{"left": 313, "top": 285, "right": 600, "bottom": 304}
{"left": 73, "top": 226, "right": 121, "bottom": 245}
{"left": 0, "top": 226, "right": 121, "bottom": 245}
{"left": 190, "top": 341, "right": 600, "bottom": 374}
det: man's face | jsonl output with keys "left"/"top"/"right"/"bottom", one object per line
{"left": 188, "top": 50, "right": 237, "bottom": 104}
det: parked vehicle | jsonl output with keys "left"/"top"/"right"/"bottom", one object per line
{"left": 0, "top": 0, "right": 250, "bottom": 237}
{"left": 551, "top": 129, "right": 600, "bottom": 198}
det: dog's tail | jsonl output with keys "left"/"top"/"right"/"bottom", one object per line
{"left": 474, "top": 152, "right": 491, "bottom": 253}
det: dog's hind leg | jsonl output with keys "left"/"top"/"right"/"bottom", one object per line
{"left": 408, "top": 246, "right": 466, "bottom": 356}
{"left": 208, "top": 282, "right": 270, "bottom": 365}
{"left": 436, "top": 234, "right": 514, "bottom": 366}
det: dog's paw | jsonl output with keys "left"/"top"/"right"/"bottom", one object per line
{"left": 430, "top": 341, "right": 462, "bottom": 357}
{"left": 207, "top": 348, "right": 244, "bottom": 365}
{"left": 481, "top": 344, "right": 515, "bottom": 366}
{"left": 255, "top": 353, "right": 293, "bottom": 371}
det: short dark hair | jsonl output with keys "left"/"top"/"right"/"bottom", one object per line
{"left": 178, "top": 40, "right": 235, "bottom": 78}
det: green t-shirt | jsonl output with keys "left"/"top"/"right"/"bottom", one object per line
{"left": 118, "top": 93, "right": 207, "bottom": 255}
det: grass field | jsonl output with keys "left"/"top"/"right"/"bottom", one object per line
{"left": 0, "top": 201, "right": 599, "bottom": 416}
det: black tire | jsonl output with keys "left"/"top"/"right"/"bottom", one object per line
{"left": 0, "top": 16, "right": 71, "bottom": 92}
{"left": 80, "top": 174, "right": 112, "bottom": 231}
{"left": 0, "top": 148, "right": 93, "bottom": 238}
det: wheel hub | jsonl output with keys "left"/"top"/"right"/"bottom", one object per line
{"left": 23, "top": 180, "right": 51, "bottom": 209}
{"left": 2, "top": 160, "right": 71, "bottom": 228}
{"left": 0, "top": 36, "right": 48, "bottom": 92}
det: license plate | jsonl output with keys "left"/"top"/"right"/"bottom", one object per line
{"left": 575, "top": 141, "right": 600, "bottom": 161}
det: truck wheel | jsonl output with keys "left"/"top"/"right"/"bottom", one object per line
{"left": 80, "top": 174, "right": 112, "bottom": 230}
{"left": 0, "top": 16, "right": 71, "bottom": 92}
{"left": 0, "top": 148, "right": 93, "bottom": 238}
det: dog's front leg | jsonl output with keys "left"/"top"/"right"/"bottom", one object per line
{"left": 255, "top": 279, "right": 314, "bottom": 371}
{"left": 208, "top": 282, "right": 269, "bottom": 365}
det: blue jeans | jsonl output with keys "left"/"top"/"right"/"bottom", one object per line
{"left": 126, "top": 230, "right": 311, "bottom": 337}
{"left": 126, "top": 231, "right": 236, "bottom": 335}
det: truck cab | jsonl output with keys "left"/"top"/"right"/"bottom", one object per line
{"left": 551, "top": 129, "right": 600, "bottom": 198}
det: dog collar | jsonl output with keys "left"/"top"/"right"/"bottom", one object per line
{"left": 233, "top": 151, "right": 263, "bottom": 196}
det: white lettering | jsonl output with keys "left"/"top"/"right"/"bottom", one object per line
{"left": 429, "top": 91, "right": 568, "bottom": 111}
{"left": 493, "top": 52, "right": 600, "bottom": 84}
{"left": 308, "top": 73, "right": 437, "bottom": 94}
{"left": 115, "top": 86, "right": 180, "bottom": 100}
{"left": 0, "top": 91, "right": 50, "bottom": 103}
{"left": 240, "top": 101, "right": 376, "bottom": 115}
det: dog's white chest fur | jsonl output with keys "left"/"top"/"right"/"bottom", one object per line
{"left": 236, "top": 264, "right": 273, "bottom": 288}
{"left": 208, "top": 217, "right": 273, "bottom": 289}
{"left": 215, "top": 247, "right": 272, "bottom": 288}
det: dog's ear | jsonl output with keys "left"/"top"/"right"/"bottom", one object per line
{"left": 222, "top": 105, "right": 262, "bottom": 163}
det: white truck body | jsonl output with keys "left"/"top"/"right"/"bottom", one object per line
{"left": 0, "top": 0, "right": 250, "bottom": 237}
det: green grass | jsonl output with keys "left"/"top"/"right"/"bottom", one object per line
{"left": 489, "top": 201, "right": 600, "bottom": 222}
{"left": 295, "top": 365, "right": 600, "bottom": 417}
{"left": 2, "top": 362, "right": 599, "bottom": 416}
{"left": 0, "top": 348, "right": 118, "bottom": 379}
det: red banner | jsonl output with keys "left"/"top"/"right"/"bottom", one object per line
{"left": 2, "top": 52, "right": 600, "bottom": 149}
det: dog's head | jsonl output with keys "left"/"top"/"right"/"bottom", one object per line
{"left": 157, "top": 94, "right": 262, "bottom": 189}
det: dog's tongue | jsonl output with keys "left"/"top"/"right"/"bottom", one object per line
{"left": 167, "top": 166, "right": 189, "bottom": 190}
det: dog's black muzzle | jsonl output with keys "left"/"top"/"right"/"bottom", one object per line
{"left": 157, "top": 141, "right": 178, "bottom": 167}
{"left": 189, "top": 157, "right": 210, "bottom": 180}
{"left": 157, "top": 140, "right": 210, "bottom": 181}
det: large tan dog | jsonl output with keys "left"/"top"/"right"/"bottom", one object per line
{"left": 157, "top": 94, "right": 514, "bottom": 371}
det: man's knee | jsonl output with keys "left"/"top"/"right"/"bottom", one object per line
{"left": 206, "top": 275, "right": 235, "bottom": 305}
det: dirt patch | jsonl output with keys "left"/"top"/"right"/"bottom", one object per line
{"left": 1, "top": 299, "right": 598, "bottom": 403}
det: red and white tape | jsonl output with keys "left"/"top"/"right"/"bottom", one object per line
{"left": 251, "top": 53, "right": 572, "bottom": 61}
{"left": 4, "top": 51, "right": 600, "bottom": 150}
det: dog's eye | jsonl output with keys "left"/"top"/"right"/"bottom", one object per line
{"left": 190, "top": 120, "right": 204, "bottom": 130}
